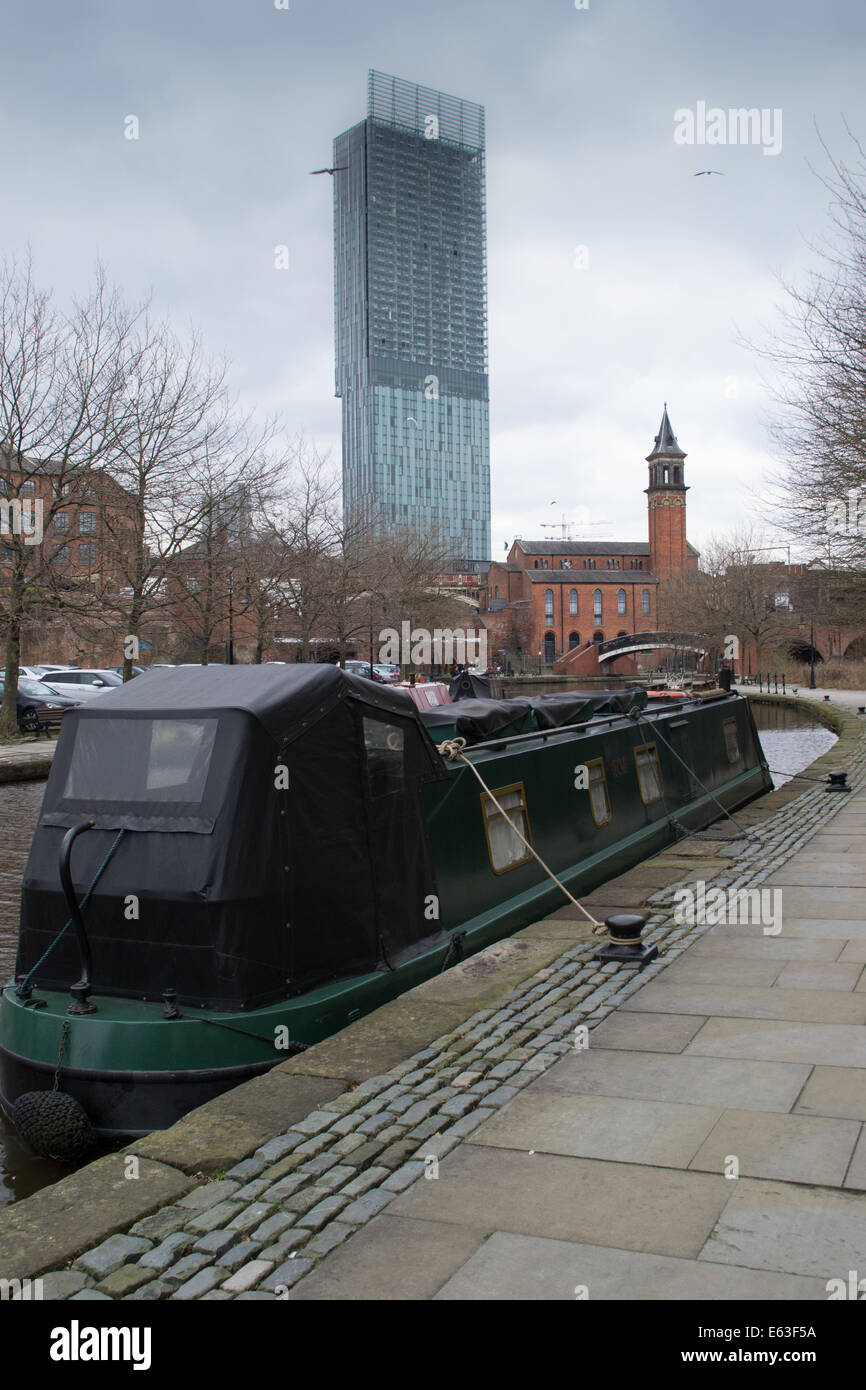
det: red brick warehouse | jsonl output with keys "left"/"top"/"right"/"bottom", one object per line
{"left": 480, "top": 406, "right": 699, "bottom": 674}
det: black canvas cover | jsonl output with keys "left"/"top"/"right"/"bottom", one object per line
{"left": 17, "top": 666, "right": 448, "bottom": 1009}
{"left": 524, "top": 694, "right": 596, "bottom": 729}
{"left": 554, "top": 688, "right": 647, "bottom": 715}
{"left": 449, "top": 671, "right": 491, "bottom": 701}
{"left": 418, "top": 697, "right": 535, "bottom": 745}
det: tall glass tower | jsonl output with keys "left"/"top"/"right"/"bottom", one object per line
{"left": 333, "top": 70, "right": 491, "bottom": 570}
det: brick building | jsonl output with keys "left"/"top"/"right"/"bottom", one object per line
{"left": 480, "top": 407, "right": 699, "bottom": 674}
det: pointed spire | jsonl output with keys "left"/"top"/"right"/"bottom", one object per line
{"left": 646, "top": 403, "right": 686, "bottom": 461}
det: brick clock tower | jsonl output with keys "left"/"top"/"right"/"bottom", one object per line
{"left": 646, "top": 404, "right": 689, "bottom": 582}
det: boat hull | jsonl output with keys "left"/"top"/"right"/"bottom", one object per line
{"left": 1, "top": 691, "right": 773, "bottom": 1140}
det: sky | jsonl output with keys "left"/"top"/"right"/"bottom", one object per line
{"left": 2, "top": 0, "right": 865, "bottom": 564}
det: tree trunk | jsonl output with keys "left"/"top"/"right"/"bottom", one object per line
{"left": 0, "top": 569, "right": 25, "bottom": 741}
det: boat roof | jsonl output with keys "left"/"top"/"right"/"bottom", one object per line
{"left": 82, "top": 664, "right": 417, "bottom": 740}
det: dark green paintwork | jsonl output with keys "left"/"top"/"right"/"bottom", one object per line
{"left": 0, "top": 692, "right": 770, "bottom": 1084}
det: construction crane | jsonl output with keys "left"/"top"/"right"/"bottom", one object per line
{"left": 538, "top": 512, "right": 612, "bottom": 541}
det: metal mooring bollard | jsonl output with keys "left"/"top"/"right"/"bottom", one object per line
{"left": 825, "top": 772, "right": 851, "bottom": 793}
{"left": 593, "top": 913, "right": 659, "bottom": 968}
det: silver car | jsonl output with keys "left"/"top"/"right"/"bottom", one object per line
{"left": 42, "top": 668, "right": 125, "bottom": 701}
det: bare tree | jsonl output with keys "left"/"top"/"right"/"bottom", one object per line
{"left": 77, "top": 313, "right": 267, "bottom": 680}
{"left": 0, "top": 258, "right": 134, "bottom": 740}
{"left": 658, "top": 527, "right": 798, "bottom": 673}
{"left": 756, "top": 126, "right": 866, "bottom": 584}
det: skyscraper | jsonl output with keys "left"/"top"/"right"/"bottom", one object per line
{"left": 333, "top": 70, "right": 491, "bottom": 570}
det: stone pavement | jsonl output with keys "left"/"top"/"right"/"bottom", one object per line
{"left": 11, "top": 700, "right": 864, "bottom": 1301}
{"left": 0, "top": 734, "right": 56, "bottom": 784}
{"left": 286, "top": 789, "right": 866, "bottom": 1302}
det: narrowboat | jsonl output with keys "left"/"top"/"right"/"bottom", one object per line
{"left": 0, "top": 665, "right": 771, "bottom": 1151}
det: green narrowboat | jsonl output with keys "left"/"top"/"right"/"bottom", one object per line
{"left": 0, "top": 665, "right": 771, "bottom": 1149}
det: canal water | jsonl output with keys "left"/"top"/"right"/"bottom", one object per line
{"left": 0, "top": 703, "right": 839, "bottom": 1208}
{"left": 750, "top": 702, "right": 838, "bottom": 789}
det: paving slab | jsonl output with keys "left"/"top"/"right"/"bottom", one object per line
{"left": 469, "top": 1089, "right": 724, "bottom": 1169}
{"left": 130, "top": 1074, "right": 346, "bottom": 1174}
{"left": 757, "top": 918, "right": 866, "bottom": 940}
{"left": 795, "top": 1066, "right": 866, "bottom": 1121}
{"left": 588, "top": 1011, "right": 707, "bottom": 1053}
{"left": 621, "top": 981, "right": 866, "bottom": 1024}
{"left": 291, "top": 1214, "right": 486, "bottom": 1300}
{"left": 806, "top": 834, "right": 866, "bottom": 851}
{"left": 685, "top": 1018, "right": 866, "bottom": 1067}
{"left": 535, "top": 1050, "right": 811, "bottom": 1113}
{"left": 843, "top": 1128, "right": 866, "bottom": 1191}
{"left": 688, "top": 1109, "right": 860, "bottom": 1186}
{"left": 757, "top": 887, "right": 866, "bottom": 918}
{"left": 274, "top": 998, "right": 468, "bottom": 1085}
{"left": 409, "top": 937, "right": 569, "bottom": 1008}
{"left": 433, "top": 1230, "right": 828, "bottom": 1301}
{"left": 763, "top": 866, "right": 866, "bottom": 886}
{"left": 0, "top": 1153, "right": 196, "bottom": 1281}
{"left": 385, "top": 1144, "right": 731, "bottom": 1259}
{"left": 652, "top": 957, "right": 784, "bottom": 988}
{"left": 686, "top": 934, "right": 846, "bottom": 962}
{"left": 699, "top": 1177, "right": 866, "bottom": 1278}
{"left": 775, "top": 961, "right": 864, "bottom": 991}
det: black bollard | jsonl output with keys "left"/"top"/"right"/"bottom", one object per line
{"left": 593, "top": 913, "right": 659, "bottom": 968}
{"left": 825, "top": 772, "right": 851, "bottom": 793}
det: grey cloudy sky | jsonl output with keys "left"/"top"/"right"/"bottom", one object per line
{"left": 3, "top": 0, "right": 865, "bottom": 560}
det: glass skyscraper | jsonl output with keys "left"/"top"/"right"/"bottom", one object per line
{"left": 333, "top": 70, "right": 491, "bottom": 570}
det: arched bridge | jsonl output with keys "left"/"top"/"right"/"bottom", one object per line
{"left": 596, "top": 631, "right": 707, "bottom": 663}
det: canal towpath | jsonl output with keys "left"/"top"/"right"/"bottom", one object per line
{"left": 0, "top": 735, "right": 56, "bottom": 785}
{"left": 0, "top": 696, "right": 863, "bottom": 1300}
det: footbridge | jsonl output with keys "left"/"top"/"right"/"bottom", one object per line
{"left": 596, "top": 631, "right": 707, "bottom": 663}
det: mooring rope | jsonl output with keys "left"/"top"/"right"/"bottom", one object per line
{"left": 438, "top": 738, "right": 606, "bottom": 933}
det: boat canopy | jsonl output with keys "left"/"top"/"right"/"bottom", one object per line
{"left": 18, "top": 666, "right": 448, "bottom": 1009}
{"left": 417, "top": 688, "right": 649, "bottom": 746}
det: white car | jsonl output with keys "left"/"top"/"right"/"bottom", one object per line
{"left": 42, "top": 668, "right": 125, "bottom": 701}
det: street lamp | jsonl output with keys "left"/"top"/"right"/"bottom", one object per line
{"left": 809, "top": 619, "right": 817, "bottom": 690}
{"left": 225, "top": 568, "right": 234, "bottom": 665}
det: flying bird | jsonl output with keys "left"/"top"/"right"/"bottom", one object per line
{"left": 310, "top": 167, "right": 348, "bottom": 175}
{"left": 694, "top": 170, "right": 724, "bottom": 177}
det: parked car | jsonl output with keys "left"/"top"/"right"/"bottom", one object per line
{"left": 30, "top": 664, "right": 79, "bottom": 677}
{"left": 41, "top": 668, "right": 124, "bottom": 701}
{"left": 0, "top": 677, "right": 80, "bottom": 734}
{"left": 373, "top": 664, "right": 401, "bottom": 683}
{"left": 344, "top": 660, "right": 383, "bottom": 682}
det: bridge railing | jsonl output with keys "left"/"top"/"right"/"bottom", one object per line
{"left": 597, "top": 631, "right": 705, "bottom": 657}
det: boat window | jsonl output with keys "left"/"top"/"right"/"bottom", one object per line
{"left": 587, "top": 758, "right": 612, "bottom": 827}
{"left": 723, "top": 717, "right": 742, "bottom": 763}
{"left": 425, "top": 688, "right": 440, "bottom": 705}
{"left": 63, "top": 718, "right": 218, "bottom": 803}
{"left": 481, "top": 782, "right": 532, "bottom": 873}
{"left": 635, "top": 743, "right": 663, "bottom": 805}
{"left": 363, "top": 716, "right": 404, "bottom": 797}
